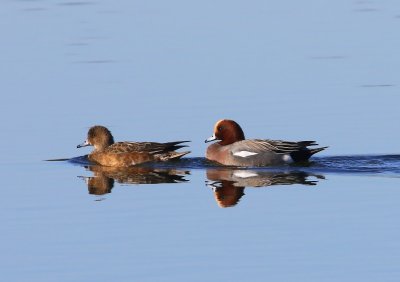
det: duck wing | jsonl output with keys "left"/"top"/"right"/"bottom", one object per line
{"left": 232, "top": 139, "right": 319, "bottom": 154}
{"left": 105, "top": 141, "right": 190, "bottom": 154}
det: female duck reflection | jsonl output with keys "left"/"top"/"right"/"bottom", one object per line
{"left": 206, "top": 168, "right": 325, "bottom": 208}
{"left": 79, "top": 165, "right": 189, "bottom": 195}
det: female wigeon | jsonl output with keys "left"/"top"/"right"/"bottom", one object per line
{"left": 205, "top": 119, "right": 327, "bottom": 166}
{"left": 77, "top": 125, "right": 190, "bottom": 167}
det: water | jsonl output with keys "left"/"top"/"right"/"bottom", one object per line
{"left": 3, "top": 157, "right": 400, "bottom": 281}
{"left": 1, "top": 0, "right": 400, "bottom": 281}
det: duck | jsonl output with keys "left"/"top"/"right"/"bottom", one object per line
{"left": 77, "top": 125, "right": 190, "bottom": 167}
{"left": 205, "top": 119, "right": 327, "bottom": 166}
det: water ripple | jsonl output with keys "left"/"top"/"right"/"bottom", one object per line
{"left": 66, "top": 155, "right": 400, "bottom": 177}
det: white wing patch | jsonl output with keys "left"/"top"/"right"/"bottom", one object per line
{"left": 283, "top": 154, "right": 292, "bottom": 163}
{"left": 233, "top": 151, "right": 259, "bottom": 158}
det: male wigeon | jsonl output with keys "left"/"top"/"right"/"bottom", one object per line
{"left": 77, "top": 125, "right": 190, "bottom": 167}
{"left": 205, "top": 119, "right": 327, "bottom": 166}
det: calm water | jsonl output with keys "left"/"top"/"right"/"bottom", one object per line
{"left": 1, "top": 0, "right": 400, "bottom": 281}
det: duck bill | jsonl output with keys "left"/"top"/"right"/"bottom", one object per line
{"left": 205, "top": 134, "right": 218, "bottom": 143}
{"left": 77, "top": 140, "right": 91, "bottom": 148}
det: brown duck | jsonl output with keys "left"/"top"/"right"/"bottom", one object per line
{"left": 77, "top": 125, "right": 190, "bottom": 167}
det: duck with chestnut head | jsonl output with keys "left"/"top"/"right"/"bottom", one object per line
{"left": 205, "top": 119, "right": 327, "bottom": 167}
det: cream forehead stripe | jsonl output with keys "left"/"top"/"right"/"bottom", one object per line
{"left": 214, "top": 119, "right": 225, "bottom": 132}
{"left": 233, "top": 151, "right": 259, "bottom": 157}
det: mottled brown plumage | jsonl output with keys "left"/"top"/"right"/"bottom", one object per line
{"left": 77, "top": 125, "right": 190, "bottom": 167}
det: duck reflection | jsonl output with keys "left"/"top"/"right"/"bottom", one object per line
{"left": 79, "top": 165, "right": 189, "bottom": 195}
{"left": 206, "top": 168, "right": 324, "bottom": 208}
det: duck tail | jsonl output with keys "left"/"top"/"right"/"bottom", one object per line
{"left": 162, "top": 141, "right": 190, "bottom": 152}
{"left": 290, "top": 146, "right": 328, "bottom": 162}
{"left": 157, "top": 151, "right": 191, "bottom": 161}
{"left": 309, "top": 146, "right": 328, "bottom": 156}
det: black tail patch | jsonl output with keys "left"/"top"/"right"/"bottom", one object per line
{"left": 290, "top": 146, "right": 328, "bottom": 162}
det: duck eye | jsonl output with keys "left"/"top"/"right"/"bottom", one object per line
{"left": 218, "top": 126, "right": 224, "bottom": 131}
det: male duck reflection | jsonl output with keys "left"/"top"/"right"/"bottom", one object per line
{"left": 205, "top": 119, "right": 327, "bottom": 166}
{"left": 206, "top": 168, "right": 324, "bottom": 208}
{"left": 77, "top": 125, "right": 190, "bottom": 167}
